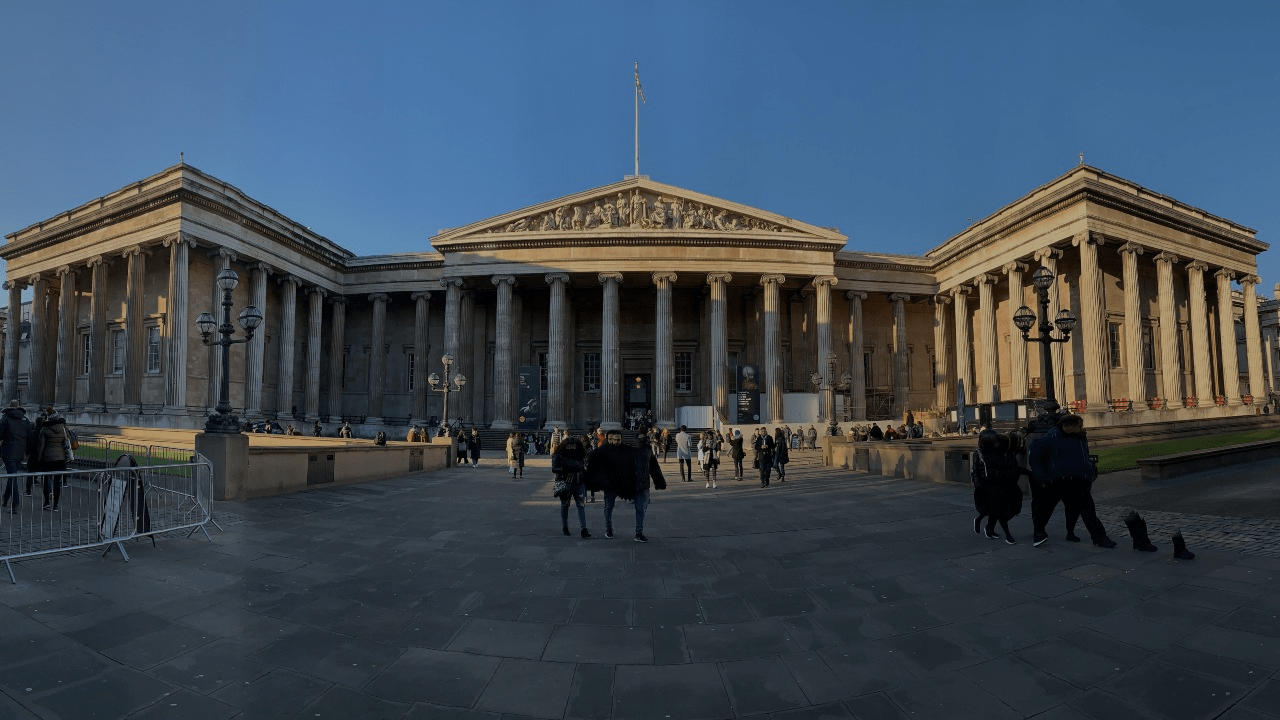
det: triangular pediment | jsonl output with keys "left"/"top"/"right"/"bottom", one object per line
{"left": 432, "top": 177, "right": 847, "bottom": 247}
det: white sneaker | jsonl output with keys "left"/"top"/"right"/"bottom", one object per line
{"left": 712, "top": 482, "right": 717, "bottom": 488}
{"left": 706, "top": 482, "right": 710, "bottom": 488}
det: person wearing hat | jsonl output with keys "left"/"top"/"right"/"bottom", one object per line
{"left": 0, "top": 400, "right": 33, "bottom": 513}
{"left": 1028, "top": 414, "right": 1115, "bottom": 548}
{"left": 34, "top": 406, "right": 72, "bottom": 511}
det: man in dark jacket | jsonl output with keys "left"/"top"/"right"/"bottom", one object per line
{"left": 1, "top": 400, "right": 32, "bottom": 512}
{"left": 754, "top": 428, "right": 775, "bottom": 487}
{"left": 586, "top": 429, "right": 667, "bottom": 542}
{"left": 1028, "top": 414, "right": 1115, "bottom": 548}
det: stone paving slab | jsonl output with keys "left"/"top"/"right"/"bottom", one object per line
{"left": 1, "top": 453, "right": 1279, "bottom": 718}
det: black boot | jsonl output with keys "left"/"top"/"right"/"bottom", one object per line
{"left": 1172, "top": 530, "right": 1195, "bottom": 560}
{"left": 1124, "top": 511, "right": 1158, "bottom": 552}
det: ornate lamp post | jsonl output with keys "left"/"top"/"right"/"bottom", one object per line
{"left": 839, "top": 370, "right": 853, "bottom": 421}
{"left": 195, "top": 268, "right": 262, "bottom": 434}
{"left": 810, "top": 352, "right": 841, "bottom": 432}
{"left": 427, "top": 354, "right": 467, "bottom": 436}
{"left": 1013, "top": 266, "right": 1077, "bottom": 424}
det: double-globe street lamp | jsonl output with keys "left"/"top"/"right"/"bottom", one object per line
{"left": 196, "top": 268, "right": 263, "bottom": 433}
{"left": 1012, "top": 266, "right": 1077, "bottom": 424}
{"left": 810, "top": 352, "right": 842, "bottom": 432}
{"left": 428, "top": 354, "right": 467, "bottom": 437}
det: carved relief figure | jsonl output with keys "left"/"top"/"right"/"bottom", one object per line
{"left": 540, "top": 212, "right": 556, "bottom": 231}
{"left": 554, "top": 205, "right": 570, "bottom": 230}
{"left": 617, "top": 192, "right": 629, "bottom": 227}
{"left": 714, "top": 209, "right": 730, "bottom": 231}
{"left": 603, "top": 202, "right": 617, "bottom": 228}
{"left": 584, "top": 202, "right": 602, "bottom": 228}
{"left": 670, "top": 197, "right": 684, "bottom": 229}
{"left": 650, "top": 197, "right": 668, "bottom": 228}
{"left": 630, "top": 191, "right": 645, "bottom": 228}
{"left": 571, "top": 206, "right": 585, "bottom": 230}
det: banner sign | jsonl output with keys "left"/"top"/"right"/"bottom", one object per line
{"left": 517, "top": 365, "right": 541, "bottom": 429}
{"left": 736, "top": 364, "right": 761, "bottom": 423}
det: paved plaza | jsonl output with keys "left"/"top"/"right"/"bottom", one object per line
{"left": 2, "top": 453, "right": 1279, "bottom": 720}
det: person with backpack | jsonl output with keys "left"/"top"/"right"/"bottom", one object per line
{"left": 34, "top": 406, "right": 72, "bottom": 511}
{"left": 1, "top": 400, "right": 33, "bottom": 513}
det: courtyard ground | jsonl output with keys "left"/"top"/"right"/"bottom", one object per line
{"left": 1, "top": 451, "right": 1278, "bottom": 720}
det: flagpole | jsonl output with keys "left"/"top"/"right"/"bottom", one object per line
{"left": 634, "top": 62, "right": 640, "bottom": 177}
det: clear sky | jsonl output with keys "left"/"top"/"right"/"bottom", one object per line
{"left": 3, "top": 1, "right": 1278, "bottom": 291}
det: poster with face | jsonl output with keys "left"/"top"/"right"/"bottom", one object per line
{"left": 737, "top": 365, "right": 761, "bottom": 422}
{"left": 518, "top": 365, "right": 541, "bottom": 429}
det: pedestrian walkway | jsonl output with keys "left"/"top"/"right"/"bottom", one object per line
{"left": 1, "top": 457, "right": 1278, "bottom": 719}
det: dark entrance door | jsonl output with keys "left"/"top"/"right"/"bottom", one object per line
{"left": 624, "top": 374, "right": 651, "bottom": 426}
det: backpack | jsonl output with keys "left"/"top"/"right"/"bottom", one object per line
{"left": 66, "top": 427, "right": 79, "bottom": 451}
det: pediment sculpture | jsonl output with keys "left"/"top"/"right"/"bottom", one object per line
{"left": 484, "top": 189, "right": 789, "bottom": 234}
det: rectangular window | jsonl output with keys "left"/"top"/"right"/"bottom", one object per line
{"left": 864, "top": 352, "right": 872, "bottom": 386}
{"left": 1141, "top": 326, "right": 1156, "bottom": 371}
{"left": 81, "top": 333, "right": 91, "bottom": 375}
{"left": 583, "top": 352, "right": 601, "bottom": 393}
{"left": 538, "top": 352, "right": 548, "bottom": 391}
{"left": 145, "top": 326, "right": 161, "bottom": 373}
{"left": 930, "top": 354, "right": 937, "bottom": 389}
{"left": 341, "top": 348, "right": 348, "bottom": 390}
{"left": 1108, "top": 322, "right": 1123, "bottom": 369}
{"left": 407, "top": 352, "right": 415, "bottom": 391}
{"left": 112, "top": 330, "right": 125, "bottom": 374}
{"left": 675, "top": 352, "right": 693, "bottom": 392}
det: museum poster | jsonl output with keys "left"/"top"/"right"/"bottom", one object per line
{"left": 736, "top": 364, "right": 761, "bottom": 423}
{"left": 517, "top": 365, "right": 540, "bottom": 429}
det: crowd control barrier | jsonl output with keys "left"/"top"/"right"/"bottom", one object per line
{"left": 0, "top": 451, "right": 215, "bottom": 584}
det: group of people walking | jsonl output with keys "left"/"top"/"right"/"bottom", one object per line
{"left": 671, "top": 425, "right": 792, "bottom": 488}
{"left": 1, "top": 401, "right": 76, "bottom": 513}
{"left": 551, "top": 429, "right": 666, "bottom": 542}
{"left": 971, "top": 413, "right": 1116, "bottom": 548}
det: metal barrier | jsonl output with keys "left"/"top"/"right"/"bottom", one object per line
{"left": 0, "top": 454, "right": 215, "bottom": 584}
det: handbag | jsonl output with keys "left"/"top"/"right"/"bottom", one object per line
{"left": 552, "top": 478, "right": 569, "bottom": 498}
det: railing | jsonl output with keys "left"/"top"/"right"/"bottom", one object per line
{"left": 1, "top": 453, "right": 214, "bottom": 584}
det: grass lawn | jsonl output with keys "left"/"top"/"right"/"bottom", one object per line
{"left": 1096, "top": 426, "right": 1280, "bottom": 473}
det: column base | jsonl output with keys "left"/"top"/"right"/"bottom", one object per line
{"left": 120, "top": 404, "right": 142, "bottom": 414}
{"left": 304, "top": 414, "right": 320, "bottom": 423}
{"left": 544, "top": 419, "right": 567, "bottom": 431}
{"left": 195, "top": 431, "right": 250, "bottom": 501}
{"left": 490, "top": 420, "right": 515, "bottom": 430}
{"left": 365, "top": 416, "right": 384, "bottom": 425}
{"left": 82, "top": 403, "right": 106, "bottom": 413}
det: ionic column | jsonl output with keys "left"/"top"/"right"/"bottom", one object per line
{"left": 244, "top": 262, "right": 270, "bottom": 418}
{"left": 85, "top": 258, "right": 107, "bottom": 411}
{"left": 1153, "top": 251, "right": 1181, "bottom": 406}
{"left": 54, "top": 265, "right": 77, "bottom": 410}
{"left": 598, "top": 273, "right": 622, "bottom": 431}
{"left": 411, "top": 292, "right": 430, "bottom": 424}
{"left": 813, "top": 276, "right": 837, "bottom": 422}
{"left": 1215, "top": 269, "right": 1240, "bottom": 404}
{"left": 327, "top": 297, "right": 347, "bottom": 419}
{"left": 441, "top": 277, "right": 464, "bottom": 358}
{"left": 1242, "top": 275, "right": 1265, "bottom": 399}
{"left": 304, "top": 287, "right": 326, "bottom": 422}
{"left": 366, "top": 293, "right": 390, "bottom": 422}
{"left": 761, "top": 274, "right": 786, "bottom": 423}
{"left": 121, "top": 246, "right": 146, "bottom": 412}
{"left": 848, "top": 291, "right": 869, "bottom": 421}
{"left": 931, "top": 294, "right": 951, "bottom": 410}
{"left": 491, "top": 275, "right": 518, "bottom": 430}
{"left": 1187, "top": 261, "right": 1214, "bottom": 402}
{"left": 1264, "top": 326, "right": 1277, "bottom": 394}
{"left": 1074, "top": 232, "right": 1111, "bottom": 409}
{"left": 207, "top": 249, "right": 235, "bottom": 411}
{"left": 26, "top": 274, "right": 50, "bottom": 406}
{"left": 275, "top": 275, "right": 300, "bottom": 418}
{"left": 1121, "top": 243, "right": 1148, "bottom": 404}
{"left": 952, "top": 285, "right": 972, "bottom": 404}
{"left": 1003, "top": 262, "right": 1028, "bottom": 399}
{"left": 457, "top": 291, "right": 476, "bottom": 422}
{"left": 1034, "top": 247, "right": 1066, "bottom": 402}
{"left": 889, "top": 292, "right": 911, "bottom": 415}
{"left": 544, "top": 273, "right": 570, "bottom": 429}
{"left": 707, "top": 272, "right": 733, "bottom": 419}
{"left": 163, "top": 235, "right": 195, "bottom": 413}
{"left": 974, "top": 274, "right": 998, "bottom": 403}
{"left": 2, "top": 281, "right": 22, "bottom": 403}
{"left": 653, "top": 272, "right": 677, "bottom": 428}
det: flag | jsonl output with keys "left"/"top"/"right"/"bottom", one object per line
{"left": 635, "top": 61, "right": 646, "bottom": 105}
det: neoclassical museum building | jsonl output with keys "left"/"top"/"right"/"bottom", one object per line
{"left": 2, "top": 162, "right": 1277, "bottom": 433}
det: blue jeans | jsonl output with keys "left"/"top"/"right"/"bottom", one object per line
{"left": 604, "top": 488, "right": 649, "bottom": 535}
{"left": 2, "top": 459, "right": 22, "bottom": 509}
{"left": 559, "top": 482, "right": 587, "bottom": 529}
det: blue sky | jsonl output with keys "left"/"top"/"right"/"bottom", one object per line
{"left": 3, "top": 1, "right": 1278, "bottom": 289}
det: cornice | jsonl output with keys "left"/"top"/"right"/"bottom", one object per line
{"left": 432, "top": 234, "right": 839, "bottom": 254}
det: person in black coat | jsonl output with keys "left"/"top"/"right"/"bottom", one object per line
{"left": 971, "top": 430, "right": 1027, "bottom": 544}
{"left": 467, "top": 428, "right": 481, "bottom": 468}
{"left": 754, "top": 428, "right": 775, "bottom": 487}
{"left": 0, "top": 401, "right": 33, "bottom": 512}
{"left": 1029, "top": 414, "right": 1115, "bottom": 548}
{"left": 585, "top": 430, "right": 666, "bottom": 542}
{"left": 552, "top": 436, "right": 590, "bottom": 538}
{"left": 728, "top": 430, "right": 746, "bottom": 481}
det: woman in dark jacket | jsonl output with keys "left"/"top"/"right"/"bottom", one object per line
{"left": 552, "top": 436, "right": 590, "bottom": 537}
{"left": 35, "top": 407, "right": 71, "bottom": 511}
{"left": 728, "top": 430, "right": 746, "bottom": 481}
{"left": 971, "top": 429, "right": 1026, "bottom": 544}
{"left": 467, "top": 428, "right": 481, "bottom": 468}
{"left": 772, "top": 427, "right": 790, "bottom": 482}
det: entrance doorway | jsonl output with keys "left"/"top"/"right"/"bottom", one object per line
{"left": 624, "top": 373, "right": 651, "bottom": 428}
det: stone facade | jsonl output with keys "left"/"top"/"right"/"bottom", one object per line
{"left": 0, "top": 163, "right": 1271, "bottom": 431}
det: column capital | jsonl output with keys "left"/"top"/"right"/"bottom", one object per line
{"left": 845, "top": 290, "right": 867, "bottom": 301}
{"left": 1152, "top": 250, "right": 1180, "bottom": 265}
{"left": 250, "top": 261, "right": 274, "bottom": 275}
{"left": 308, "top": 286, "right": 328, "bottom": 299}
{"left": 1072, "top": 231, "right": 1105, "bottom": 247}
{"left": 888, "top": 293, "right": 911, "bottom": 304}
{"left": 85, "top": 255, "right": 105, "bottom": 269}
{"left": 411, "top": 291, "right": 432, "bottom": 301}
{"left": 162, "top": 232, "right": 198, "bottom": 249}
{"left": 1186, "top": 259, "right": 1210, "bottom": 273}
{"left": 1240, "top": 274, "right": 1262, "bottom": 287}
{"left": 1215, "top": 268, "right": 1236, "bottom": 282}
{"left": 328, "top": 295, "right": 348, "bottom": 306}
{"left": 597, "top": 272, "right": 623, "bottom": 285}
{"left": 121, "top": 244, "right": 147, "bottom": 259}
{"left": 971, "top": 273, "right": 996, "bottom": 287}
{"left": 707, "top": 272, "right": 733, "bottom": 285}
{"left": 368, "top": 292, "right": 391, "bottom": 304}
{"left": 440, "top": 276, "right": 465, "bottom": 289}
{"left": 1002, "top": 261, "right": 1028, "bottom": 275}
{"left": 651, "top": 271, "right": 677, "bottom": 286}
{"left": 810, "top": 275, "right": 837, "bottom": 289}
{"left": 27, "top": 272, "right": 44, "bottom": 286}
{"left": 55, "top": 265, "right": 73, "bottom": 278}
{"left": 1118, "top": 241, "right": 1145, "bottom": 256}
{"left": 491, "top": 274, "right": 518, "bottom": 287}
{"left": 277, "top": 274, "right": 303, "bottom": 288}
{"left": 951, "top": 285, "right": 972, "bottom": 298}
{"left": 1, "top": 280, "right": 21, "bottom": 291}
{"left": 759, "top": 274, "right": 786, "bottom": 287}
{"left": 932, "top": 293, "right": 952, "bottom": 306}
{"left": 207, "top": 246, "right": 236, "bottom": 263}
{"left": 545, "top": 273, "right": 570, "bottom": 286}
{"left": 1033, "top": 246, "right": 1063, "bottom": 262}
